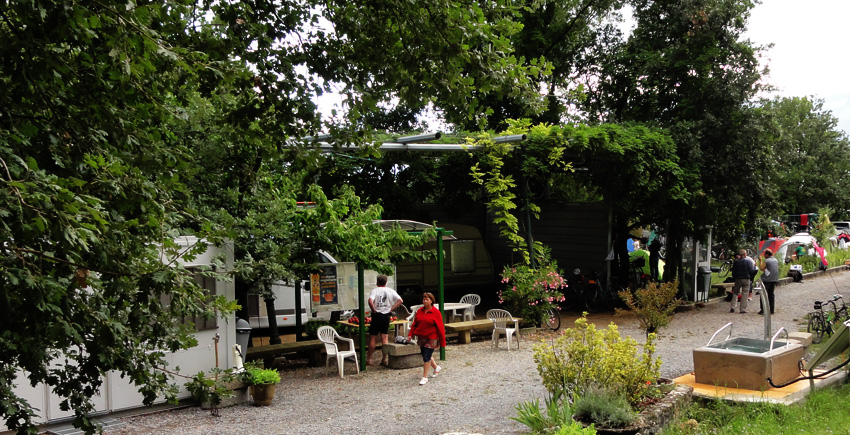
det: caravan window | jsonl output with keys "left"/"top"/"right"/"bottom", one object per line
{"left": 159, "top": 269, "right": 219, "bottom": 331}
{"left": 450, "top": 240, "right": 475, "bottom": 273}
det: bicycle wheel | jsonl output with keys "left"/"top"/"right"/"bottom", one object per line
{"left": 545, "top": 307, "right": 561, "bottom": 331}
{"left": 808, "top": 315, "right": 826, "bottom": 344}
{"left": 609, "top": 285, "right": 627, "bottom": 309}
{"left": 584, "top": 284, "right": 607, "bottom": 313}
{"left": 719, "top": 261, "right": 732, "bottom": 278}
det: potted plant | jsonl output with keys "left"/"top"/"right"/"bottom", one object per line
{"left": 242, "top": 363, "right": 281, "bottom": 406}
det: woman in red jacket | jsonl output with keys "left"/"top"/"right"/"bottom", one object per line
{"left": 408, "top": 292, "right": 446, "bottom": 385}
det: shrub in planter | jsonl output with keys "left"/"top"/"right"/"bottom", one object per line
{"left": 532, "top": 315, "right": 661, "bottom": 406}
{"left": 572, "top": 387, "right": 637, "bottom": 429}
{"left": 513, "top": 397, "right": 597, "bottom": 435}
{"left": 242, "top": 363, "right": 281, "bottom": 406}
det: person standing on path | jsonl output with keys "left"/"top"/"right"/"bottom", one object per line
{"left": 649, "top": 237, "right": 662, "bottom": 281}
{"left": 731, "top": 249, "right": 757, "bottom": 313}
{"left": 367, "top": 275, "right": 404, "bottom": 366}
{"left": 758, "top": 249, "right": 780, "bottom": 315}
{"left": 408, "top": 292, "right": 446, "bottom": 385}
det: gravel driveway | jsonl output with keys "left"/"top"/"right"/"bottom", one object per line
{"left": 107, "top": 270, "right": 850, "bottom": 435}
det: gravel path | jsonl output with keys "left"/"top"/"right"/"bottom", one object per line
{"left": 107, "top": 270, "right": 850, "bottom": 435}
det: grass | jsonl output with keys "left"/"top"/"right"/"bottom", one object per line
{"left": 665, "top": 381, "right": 850, "bottom": 434}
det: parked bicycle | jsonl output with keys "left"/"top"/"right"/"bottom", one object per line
{"left": 807, "top": 295, "right": 850, "bottom": 344}
{"left": 628, "top": 257, "right": 650, "bottom": 290}
{"left": 579, "top": 270, "right": 625, "bottom": 313}
{"left": 544, "top": 307, "right": 561, "bottom": 331}
{"left": 718, "top": 258, "right": 734, "bottom": 278}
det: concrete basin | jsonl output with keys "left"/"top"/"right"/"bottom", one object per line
{"left": 693, "top": 337, "right": 806, "bottom": 391}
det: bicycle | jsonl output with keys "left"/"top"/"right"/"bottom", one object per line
{"left": 718, "top": 259, "right": 733, "bottom": 278}
{"left": 824, "top": 294, "right": 849, "bottom": 327}
{"left": 628, "top": 257, "right": 649, "bottom": 290}
{"left": 807, "top": 300, "right": 831, "bottom": 344}
{"left": 806, "top": 295, "right": 847, "bottom": 344}
{"left": 582, "top": 271, "right": 625, "bottom": 312}
{"left": 544, "top": 307, "right": 561, "bottom": 331}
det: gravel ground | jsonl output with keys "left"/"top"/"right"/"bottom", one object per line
{"left": 106, "top": 270, "right": 850, "bottom": 435}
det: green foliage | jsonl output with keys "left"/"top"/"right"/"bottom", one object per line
{"left": 2, "top": 0, "right": 541, "bottom": 430}
{"left": 242, "top": 363, "right": 281, "bottom": 386}
{"left": 616, "top": 281, "right": 680, "bottom": 336}
{"left": 303, "top": 319, "right": 346, "bottom": 338}
{"left": 499, "top": 251, "right": 566, "bottom": 326}
{"left": 664, "top": 382, "right": 850, "bottom": 434}
{"left": 759, "top": 97, "right": 850, "bottom": 219}
{"left": 184, "top": 369, "right": 236, "bottom": 414}
{"left": 512, "top": 397, "right": 596, "bottom": 435}
{"left": 532, "top": 315, "right": 661, "bottom": 405}
{"left": 572, "top": 388, "right": 637, "bottom": 429}
{"left": 471, "top": 123, "right": 688, "bottom": 269}
{"left": 553, "top": 423, "right": 597, "bottom": 435}
{"left": 810, "top": 207, "right": 837, "bottom": 247}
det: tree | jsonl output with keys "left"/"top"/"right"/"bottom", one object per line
{"left": 581, "top": 0, "right": 769, "bottom": 282}
{"left": 453, "top": 0, "right": 626, "bottom": 131}
{"left": 1, "top": 0, "right": 540, "bottom": 432}
{"left": 757, "top": 97, "right": 850, "bottom": 217}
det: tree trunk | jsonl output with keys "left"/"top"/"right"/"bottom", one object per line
{"left": 264, "top": 281, "right": 281, "bottom": 345}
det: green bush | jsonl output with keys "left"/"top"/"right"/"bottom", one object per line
{"left": 616, "top": 281, "right": 679, "bottom": 336}
{"left": 554, "top": 423, "right": 596, "bottom": 435}
{"left": 572, "top": 388, "right": 637, "bottom": 429}
{"left": 499, "top": 252, "right": 566, "bottom": 327}
{"left": 532, "top": 315, "right": 661, "bottom": 405}
{"left": 242, "top": 363, "right": 281, "bottom": 385}
{"left": 184, "top": 368, "right": 235, "bottom": 414}
{"left": 513, "top": 397, "right": 596, "bottom": 435}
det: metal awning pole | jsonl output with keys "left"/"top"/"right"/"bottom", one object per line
{"left": 358, "top": 263, "right": 367, "bottom": 371}
{"left": 437, "top": 227, "right": 446, "bottom": 361}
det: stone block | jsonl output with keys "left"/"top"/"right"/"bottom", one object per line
{"left": 381, "top": 343, "right": 421, "bottom": 369}
{"left": 787, "top": 331, "right": 813, "bottom": 348}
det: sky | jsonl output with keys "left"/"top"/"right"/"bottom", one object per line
{"left": 745, "top": 0, "right": 850, "bottom": 135}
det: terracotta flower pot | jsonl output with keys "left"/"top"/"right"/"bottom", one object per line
{"left": 250, "top": 383, "right": 277, "bottom": 406}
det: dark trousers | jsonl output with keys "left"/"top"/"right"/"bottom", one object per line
{"left": 649, "top": 253, "right": 659, "bottom": 281}
{"left": 760, "top": 281, "right": 776, "bottom": 314}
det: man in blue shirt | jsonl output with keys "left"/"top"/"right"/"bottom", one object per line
{"left": 730, "top": 249, "right": 757, "bottom": 313}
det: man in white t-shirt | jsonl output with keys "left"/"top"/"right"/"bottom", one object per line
{"left": 367, "top": 275, "right": 403, "bottom": 366}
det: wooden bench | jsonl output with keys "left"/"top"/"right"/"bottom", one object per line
{"left": 444, "top": 319, "right": 494, "bottom": 344}
{"left": 246, "top": 339, "right": 325, "bottom": 368}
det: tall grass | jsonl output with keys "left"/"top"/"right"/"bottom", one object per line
{"left": 666, "top": 382, "right": 850, "bottom": 434}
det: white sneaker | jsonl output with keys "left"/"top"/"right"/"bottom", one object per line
{"left": 430, "top": 365, "right": 442, "bottom": 378}
{"left": 419, "top": 377, "right": 429, "bottom": 385}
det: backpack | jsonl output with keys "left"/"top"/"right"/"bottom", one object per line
{"left": 790, "top": 270, "right": 803, "bottom": 283}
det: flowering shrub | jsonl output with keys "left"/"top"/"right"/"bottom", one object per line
{"left": 499, "top": 258, "right": 566, "bottom": 326}
{"left": 532, "top": 315, "right": 661, "bottom": 405}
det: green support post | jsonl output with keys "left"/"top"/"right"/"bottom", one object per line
{"left": 358, "top": 263, "right": 367, "bottom": 371}
{"left": 437, "top": 227, "right": 446, "bottom": 361}
{"left": 294, "top": 279, "right": 303, "bottom": 341}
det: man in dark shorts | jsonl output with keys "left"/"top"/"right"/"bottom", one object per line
{"left": 367, "top": 275, "right": 404, "bottom": 366}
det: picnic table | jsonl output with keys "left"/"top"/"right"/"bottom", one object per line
{"left": 337, "top": 319, "right": 409, "bottom": 339}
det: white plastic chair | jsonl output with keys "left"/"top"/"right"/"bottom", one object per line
{"left": 393, "top": 305, "right": 412, "bottom": 337}
{"left": 408, "top": 305, "right": 422, "bottom": 321}
{"left": 317, "top": 326, "right": 359, "bottom": 378}
{"left": 453, "top": 294, "right": 481, "bottom": 322}
{"left": 487, "top": 309, "right": 520, "bottom": 350}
